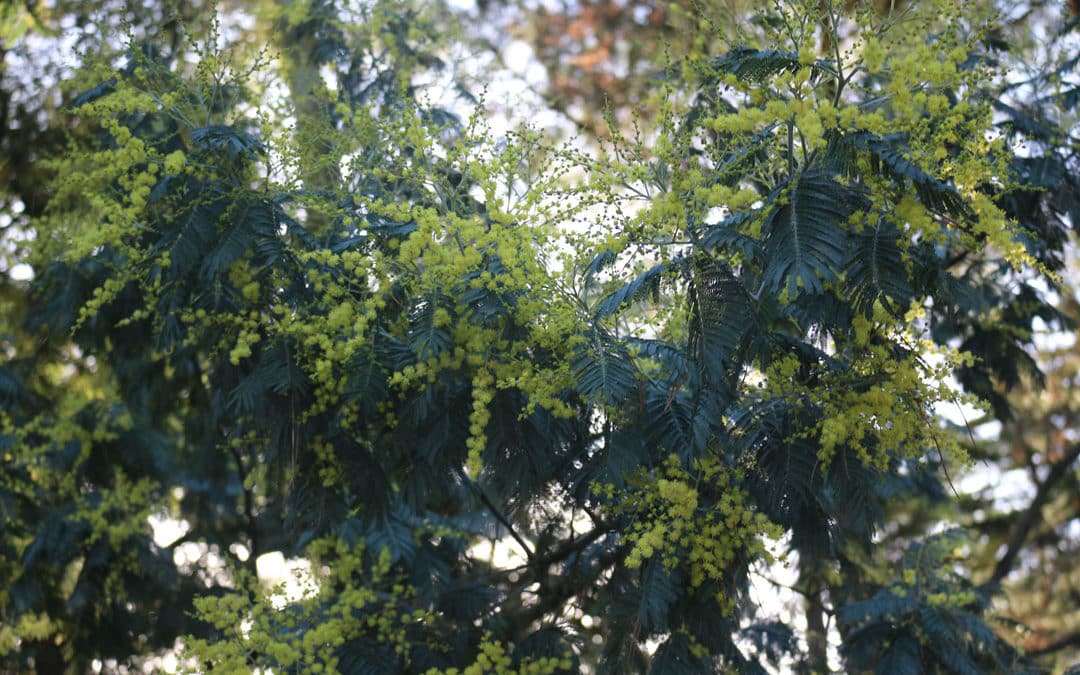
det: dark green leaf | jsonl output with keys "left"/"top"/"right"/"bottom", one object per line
{"left": 845, "top": 219, "right": 913, "bottom": 315}
{"left": 876, "top": 632, "right": 921, "bottom": 675}
{"left": 761, "top": 171, "right": 856, "bottom": 296}
{"left": 596, "top": 262, "right": 668, "bottom": 320}
{"left": 710, "top": 47, "right": 837, "bottom": 83}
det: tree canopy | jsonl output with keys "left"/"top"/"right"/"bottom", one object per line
{"left": 1, "top": 0, "right": 1078, "bottom": 672}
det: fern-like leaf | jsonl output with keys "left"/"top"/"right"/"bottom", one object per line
{"left": 572, "top": 334, "right": 637, "bottom": 407}
{"left": 436, "top": 579, "right": 501, "bottom": 622}
{"left": 761, "top": 171, "right": 855, "bottom": 296}
{"left": 190, "top": 124, "right": 265, "bottom": 159}
{"left": 840, "top": 588, "right": 915, "bottom": 625}
{"left": 584, "top": 249, "right": 619, "bottom": 288}
{"left": 365, "top": 506, "right": 417, "bottom": 565}
{"left": 649, "top": 633, "right": 708, "bottom": 675}
{"left": 159, "top": 191, "right": 226, "bottom": 279}
{"left": 740, "top": 622, "right": 797, "bottom": 666}
{"left": 710, "top": 47, "right": 838, "bottom": 84}
{"left": 922, "top": 607, "right": 983, "bottom": 675}
{"left": 201, "top": 204, "right": 255, "bottom": 281}
{"left": 625, "top": 337, "right": 693, "bottom": 387}
{"left": 875, "top": 632, "right": 921, "bottom": 675}
{"left": 687, "top": 259, "right": 772, "bottom": 384}
{"left": 512, "top": 626, "right": 579, "bottom": 670}
{"left": 841, "top": 620, "right": 895, "bottom": 669}
{"left": 596, "top": 262, "right": 667, "bottom": 320}
{"left": 408, "top": 295, "right": 452, "bottom": 360}
{"left": 638, "top": 559, "right": 679, "bottom": 633}
{"left": 696, "top": 210, "right": 765, "bottom": 261}
{"left": 846, "top": 219, "right": 913, "bottom": 315}
{"left": 850, "top": 132, "right": 972, "bottom": 218}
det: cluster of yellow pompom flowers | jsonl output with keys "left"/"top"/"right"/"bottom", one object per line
{"left": 609, "top": 455, "right": 783, "bottom": 605}
{"left": 466, "top": 368, "right": 495, "bottom": 477}
{"left": 425, "top": 637, "right": 572, "bottom": 675}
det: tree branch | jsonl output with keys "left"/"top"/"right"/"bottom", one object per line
{"left": 456, "top": 467, "right": 536, "bottom": 563}
{"left": 1027, "top": 630, "right": 1080, "bottom": 658}
{"left": 985, "top": 441, "right": 1080, "bottom": 588}
{"left": 515, "top": 547, "right": 622, "bottom": 630}
{"left": 536, "top": 519, "right": 615, "bottom": 568}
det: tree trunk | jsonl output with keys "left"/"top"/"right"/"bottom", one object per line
{"left": 805, "top": 587, "right": 829, "bottom": 674}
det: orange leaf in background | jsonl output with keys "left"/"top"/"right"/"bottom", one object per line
{"left": 568, "top": 45, "right": 610, "bottom": 70}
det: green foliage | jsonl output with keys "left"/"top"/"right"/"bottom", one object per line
{"left": 759, "top": 170, "right": 863, "bottom": 296}
{"left": 710, "top": 47, "right": 839, "bottom": 85}
{"left": 0, "top": 0, "right": 1075, "bottom": 673}
{"left": 841, "top": 531, "right": 1029, "bottom": 674}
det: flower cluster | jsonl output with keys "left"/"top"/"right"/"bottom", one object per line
{"left": 425, "top": 637, "right": 572, "bottom": 675}
{"left": 184, "top": 541, "right": 429, "bottom": 674}
{"left": 610, "top": 455, "right": 782, "bottom": 602}
{"left": 466, "top": 367, "right": 494, "bottom": 478}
